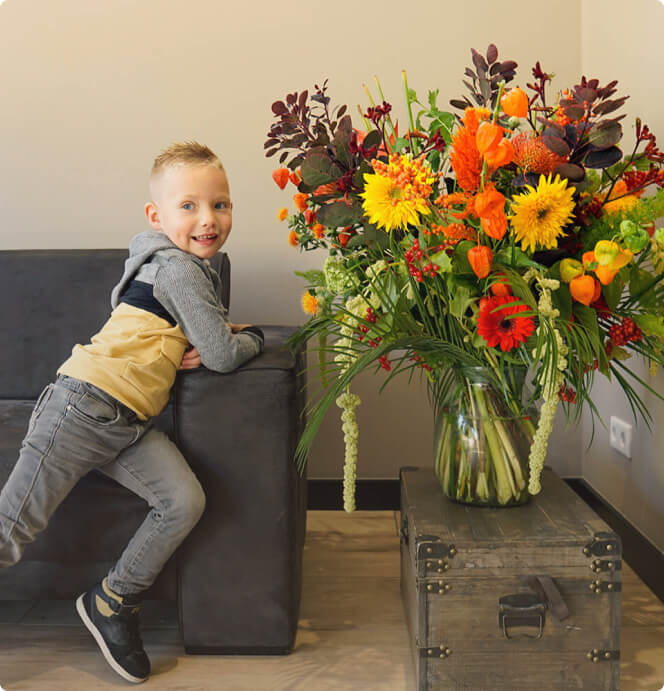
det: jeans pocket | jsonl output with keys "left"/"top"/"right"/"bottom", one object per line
{"left": 26, "top": 383, "right": 55, "bottom": 437}
{"left": 68, "top": 391, "right": 121, "bottom": 426}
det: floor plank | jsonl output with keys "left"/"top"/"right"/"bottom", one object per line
{"left": 0, "top": 510, "right": 661, "bottom": 690}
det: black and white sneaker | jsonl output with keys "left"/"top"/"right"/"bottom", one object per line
{"left": 76, "top": 578, "right": 150, "bottom": 684}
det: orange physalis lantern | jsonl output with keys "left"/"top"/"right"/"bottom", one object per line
{"left": 468, "top": 245, "right": 493, "bottom": 279}
{"left": 484, "top": 138, "right": 514, "bottom": 169}
{"left": 476, "top": 122, "right": 503, "bottom": 156}
{"left": 500, "top": 88, "right": 529, "bottom": 118}
{"left": 272, "top": 168, "right": 290, "bottom": 190}
{"left": 569, "top": 275, "right": 597, "bottom": 306}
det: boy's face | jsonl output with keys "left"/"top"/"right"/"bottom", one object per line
{"left": 145, "top": 163, "right": 233, "bottom": 260}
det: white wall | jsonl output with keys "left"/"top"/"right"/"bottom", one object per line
{"left": 0, "top": 0, "right": 584, "bottom": 479}
{"left": 580, "top": 0, "right": 664, "bottom": 551}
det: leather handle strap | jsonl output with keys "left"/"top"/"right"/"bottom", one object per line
{"left": 522, "top": 575, "right": 569, "bottom": 621}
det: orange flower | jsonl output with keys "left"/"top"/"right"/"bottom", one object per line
{"left": 313, "top": 182, "right": 338, "bottom": 196}
{"left": 289, "top": 170, "right": 301, "bottom": 186}
{"left": 312, "top": 223, "right": 325, "bottom": 238}
{"left": 484, "top": 138, "right": 514, "bottom": 169}
{"left": 468, "top": 245, "right": 493, "bottom": 279}
{"left": 476, "top": 121, "right": 503, "bottom": 156}
{"left": 473, "top": 185, "right": 508, "bottom": 240}
{"left": 500, "top": 87, "right": 529, "bottom": 118}
{"left": 604, "top": 180, "right": 639, "bottom": 215}
{"left": 277, "top": 207, "right": 288, "bottom": 222}
{"left": 481, "top": 212, "right": 508, "bottom": 240}
{"left": 569, "top": 275, "right": 597, "bottom": 305}
{"left": 462, "top": 107, "right": 491, "bottom": 135}
{"left": 490, "top": 273, "right": 512, "bottom": 297}
{"left": 293, "top": 193, "right": 309, "bottom": 212}
{"left": 425, "top": 222, "right": 477, "bottom": 243}
{"left": 301, "top": 291, "right": 320, "bottom": 315}
{"left": 272, "top": 168, "right": 290, "bottom": 190}
{"left": 450, "top": 125, "right": 483, "bottom": 193}
{"left": 288, "top": 231, "right": 299, "bottom": 247}
{"left": 512, "top": 132, "right": 564, "bottom": 174}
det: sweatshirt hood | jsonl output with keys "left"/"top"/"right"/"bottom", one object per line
{"left": 110, "top": 230, "right": 183, "bottom": 308}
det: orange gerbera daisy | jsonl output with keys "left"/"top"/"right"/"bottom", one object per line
{"left": 450, "top": 125, "right": 483, "bottom": 193}
{"left": 512, "top": 132, "right": 565, "bottom": 174}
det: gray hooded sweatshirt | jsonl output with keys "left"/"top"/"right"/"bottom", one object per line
{"left": 57, "top": 230, "right": 263, "bottom": 420}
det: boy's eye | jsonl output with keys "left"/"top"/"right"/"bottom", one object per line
{"left": 215, "top": 201, "right": 230, "bottom": 209}
{"left": 182, "top": 202, "right": 194, "bottom": 210}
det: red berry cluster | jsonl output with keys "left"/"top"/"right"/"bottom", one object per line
{"left": 405, "top": 239, "right": 441, "bottom": 282}
{"left": 355, "top": 307, "right": 376, "bottom": 342}
{"left": 410, "top": 353, "right": 432, "bottom": 372}
{"left": 558, "top": 385, "right": 577, "bottom": 404}
{"left": 378, "top": 355, "right": 391, "bottom": 371}
{"left": 608, "top": 317, "right": 642, "bottom": 347}
{"left": 623, "top": 165, "right": 664, "bottom": 193}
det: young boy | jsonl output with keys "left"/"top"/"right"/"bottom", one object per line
{"left": 0, "top": 142, "right": 263, "bottom": 683}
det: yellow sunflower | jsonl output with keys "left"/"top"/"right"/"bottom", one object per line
{"left": 361, "top": 154, "right": 433, "bottom": 232}
{"left": 509, "top": 174, "right": 576, "bottom": 252}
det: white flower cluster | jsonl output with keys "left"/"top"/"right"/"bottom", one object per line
{"left": 334, "top": 295, "right": 371, "bottom": 371}
{"left": 365, "top": 260, "right": 388, "bottom": 310}
{"left": 324, "top": 256, "right": 356, "bottom": 295}
{"left": 336, "top": 390, "right": 361, "bottom": 512}
{"left": 529, "top": 327, "right": 567, "bottom": 494}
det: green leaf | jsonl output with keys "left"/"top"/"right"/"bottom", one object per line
{"left": 294, "top": 269, "right": 326, "bottom": 287}
{"left": 363, "top": 223, "right": 391, "bottom": 250}
{"left": 391, "top": 137, "right": 409, "bottom": 152}
{"left": 428, "top": 89, "right": 440, "bottom": 109}
{"left": 633, "top": 313, "right": 664, "bottom": 340}
{"left": 353, "top": 159, "right": 373, "bottom": 189}
{"left": 551, "top": 283, "right": 572, "bottom": 322}
{"left": 300, "top": 148, "right": 344, "bottom": 187}
{"left": 429, "top": 112, "right": 455, "bottom": 143}
{"left": 363, "top": 130, "right": 382, "bottom": 151}
{"left": 629, "top": 266, "right": 659, "bottom": 308}
{"left": 316, "top": 200, "right": 364, "bottom": 228}
{"left": 429, "top": 250, "right": 453, "bottom": 274}
{"left": 494, "top": 247, "right": 540, "bottom": 268}
{"left": 573, "top": 304, "right": 600, "bottom": 346}
{"left": 602, "top": 276, "right": 624, "bottom": 311}
{"left": 448, "top": 283, "right": 473, "bottom": 319}
{"left": 452, "top": 240, "right": 475, "bottom": 274}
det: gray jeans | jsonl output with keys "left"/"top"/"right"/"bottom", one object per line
{"left": 0, "top": 374, "right": 205, "bottom": 596}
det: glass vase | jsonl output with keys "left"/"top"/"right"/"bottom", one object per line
{"left": 433, "top": 367, "right": 536, "bottom": 507}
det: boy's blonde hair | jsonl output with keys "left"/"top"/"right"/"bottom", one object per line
{"left": 150, "top": 141, "right": 224, "bottom": 179}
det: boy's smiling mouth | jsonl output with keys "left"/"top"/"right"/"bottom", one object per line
{"left": 192, "top": 234, "right": 218, "bottom": 244}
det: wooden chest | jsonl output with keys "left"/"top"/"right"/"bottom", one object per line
{"left": 400, "top": 466, "right": 621, "bottom": 690}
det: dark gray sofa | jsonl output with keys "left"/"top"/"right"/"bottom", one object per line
{"left": 0, "top": 249, "right": 307, "bottom": 654}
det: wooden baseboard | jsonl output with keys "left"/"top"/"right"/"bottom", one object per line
{"left": 308, "top": 477, "right": 664, "bottom": 603}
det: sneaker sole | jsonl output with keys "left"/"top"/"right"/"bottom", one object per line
{"left": 76, "top": 594, "right": 147, "bottom": 684}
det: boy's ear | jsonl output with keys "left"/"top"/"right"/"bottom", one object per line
{"left": 145, "top": 202, "right": 162, "bottom": 230}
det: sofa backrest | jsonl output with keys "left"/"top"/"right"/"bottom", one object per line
{"left": 0, "top": 249, "right": 230, "bottom": 399}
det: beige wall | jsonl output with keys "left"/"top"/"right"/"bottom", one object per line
{"left": 0, "top": 0, "right": 585, "bottom": 480}
{"left": 580, "top": 0, "right": 664, "bottom": 551}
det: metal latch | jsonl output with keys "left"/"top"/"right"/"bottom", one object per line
{"left": 590, "top": 558, "right": 622, "bottom": 573}
{"left": 587, "top": 649, "right": 620, "bottom": 663}
{"left": 583, "top": 532, "right": 621, "bottom": 558}
{"left": 416, "top": 536, "right": 457, "bottom": 560}
{"left": 588, "top": 580, "right": 622, "bottom": 594}
{"left": 420, "top": 645, "right": 452, "bottom": 659}
{"left": 498, "top": 593, "right": 546, "bottom": 640}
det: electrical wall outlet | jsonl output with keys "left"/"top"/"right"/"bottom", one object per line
{"left": 609, "top": 416, "right": 633, "bottom": 459}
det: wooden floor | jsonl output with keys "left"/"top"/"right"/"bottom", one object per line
{"left": 0, "top": 511, "right": 662, "bottom": 690}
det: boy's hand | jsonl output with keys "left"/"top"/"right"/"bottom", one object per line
{"left": 228, "top": 322, "right": 252, "bottom": 333}
{"left": 179, "top": 346, "right": 202, "bottom": 370}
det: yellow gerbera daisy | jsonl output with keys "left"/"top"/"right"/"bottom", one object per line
{"left": 361, "top": 154, "right": 434, "bottom": 232}
{"left": 509, "top": 174, "right": 576, "bottom": 252}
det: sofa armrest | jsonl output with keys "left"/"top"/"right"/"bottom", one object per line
{"left": 173, "top": 325, "right": 307, "bottom": 653}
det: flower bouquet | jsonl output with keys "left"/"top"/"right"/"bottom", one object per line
{"left": 265, "top": 45, "right": 664, "bottom": 510}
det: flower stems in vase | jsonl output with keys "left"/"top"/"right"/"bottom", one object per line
{"left": 434, "top": 377, "right": 532, "bottom": 507}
